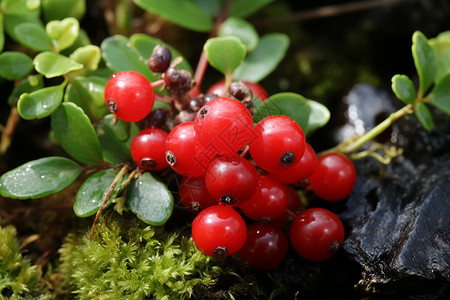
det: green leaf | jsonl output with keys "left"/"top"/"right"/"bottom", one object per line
{"left": 8, "top": 74, "right": 44, "bottom": 106}
{"left": 204, "top": 36, "right": 246, "bottom": 75}
{"left": 33, "top": 52, "right": 83, "bottom": 78}
{"left": 0, "top": 51, "right": 33, "bottom": 80}
{"left": 3, "top": 8, "right": 41, "bottom": 42}
{"left": 17, "top": 84, "right": 64, "bottom": 119}
{"left": 391, "top": 74, "right": 416, "bottom": 104}
{"left": 64, "top": 76, "right": 109, "bottom": 121}
{"left": 133, "top": 0, "right": 213, "bottom": 32}
{"left": 51, "top": 102, "right": 103, "bottom": 165}
{"left": 230, "top": 0, "right": 274, "bottom": 18}
{"left": 0, "top": 157, "right": 81, "bottom": 199}
{"left": 412, "top": 31, "right": 438, "bottom": 95}
{"left": 0, "top": 13, "right": 4, "bottom": 52}
{"left": 42, "top": 0, "right": 86, "bottom": 21}
{"left": 69, "top": 45, "right": 101, "bottom": 73}
{"left": 13, "top": 22, "right": 53, "bottom": 51}
{"left": 218, "top": 17, "right": 259, "bottom": 51}
{"left": 253, "top": 92, "right": 311, "bottom": 132}
{"left": 414, "top": 102, "right": 434, "bottom": 131}
{"left": 233, "top": 33, "right": 289, "bottom": 82}
{"left": 73, "top": 169, "right": 126, "bottom": 217}
{"left": 428, "top": 72, "right": 450, "bottom": 115}
{"left": 306, "top": 99, "right": 330, "bottom": 135}
{"left": 127, "top": 172, "right": 173, "bottom": 226}
{"left": 46, "top": 17, "right": 80, "bottom": 51}
{"left": 1, "top": 0, "right": 39, "bottom": 15}
{"left": 429, "top": 31, "right": 450, "bottom": 83}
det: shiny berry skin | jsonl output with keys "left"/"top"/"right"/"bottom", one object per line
{"left": 207, "top": 80, "right": 269, "bottom": 101}
{"left": 178, "top": 176, "right": 216, "bottom": 213}
{"left": 308, "top": 153, "right": 357, "bottom": 201}
{"left": 238, "top": 223, "right": 288, "bottom": 270}
{"left": 165, "top": 121, "right": 206, "bottom": 177}
{"left": 269, "top": 143, "right": 317, "bottom": 184}
{"left": 240, "top": 175, "right": 289, "bottom": 222}
{"left": 147, "top": 45, "right": 172, "bottom": 73}
{"left": 194, "top": 97, "right": 254, "bottom": 155}
{"left": 192, "top": 205, "right": 247, "bottom": 257}
{"left": 270, "top": 184, "right": 302, "bottom": 229}
{"left": 250, "top": 115, "right": 306, "bottom": 171}
{"left": 130, "top": 127, "right": 168, "bottom": 171}
{"left": 104, "top": 71, "right": 155, "bottom": 122}
{"left": 205, "top": 156, "right": 258, "bottom": 206}
{"left": 164, "top": 67, "right": 192, "bottom": 95}
{"left": 289, "top": 208, "right": 344, "bottom": 261}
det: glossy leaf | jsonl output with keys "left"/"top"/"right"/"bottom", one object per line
{"left": 391, "top": 74, "right": 416, "bottom": 105}
{"left": 253, "top": 92, "right": 311, "bottom": 131}
{"left": 74, "top": 169, "right": 127, "bottom": 217}
{"left": 306, "top": 99, "right": 330, "bottom": 135}
{"left": 42, "top": 0, "right": 86, "bottom": 21}
{"left": 0, "top": 51, "right": 33, "bottom": 80}
{"left": 18, "top": 84, "right": 64, "bottom": 119}
{"left": 233, "top": 33, "right": 289, "bottom": 82}
{"left": 204, "top": 36, "right": 246, "bottom": 75}
{"left": 33, "top": 52, "right": 83, "bottom": 78}
{"left": 8, "top": 75, "right": 44, "bottom": 106}
{"left": 0, "top": 13, "right": 4, "bottom": 52}
{"left": 230, "top": 0, "right": 274, "bottom": 18}
{"left": 46, "top": 17, "right": 79, "bottom": 51}
{"left": 428, "top": 72, "right": 450, "bottom": 115}
{"left": 127, "top": 172, "right": 174, "bottom": 226}
{"left": 133, "top": 0, "right": 213, "bottom": 32}
{"left": 69, "top": 45, "right": 101, "bottom": 72}
{"left": 51, "top": 102, "right": 103, "bottom": 165}
{"left": 429, "top": 31, "right": 450, "bottom": 83}
{"left": 218, "top": 17, "right": 259, "bottom": 51}
{"left": 412, "top": 31, "right": 438, "bottom": 95}
{"left": 13, "top": 22, "right": 53, "bottom": 51}
{"left": 414, "top": 103, "right": 434, "bottom": 131}
{"left": 0, "top": 157, "right": 81, "bottom": 199}
{"left": 3, "top": 8, "right": 41, "bottom": 43}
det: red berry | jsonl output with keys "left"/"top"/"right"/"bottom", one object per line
{"left": 270, "top": 185, "right": 302, "bottom": 229}
{"left": 178, "top": 176, "right": 216, "bottom": 213}
{"left": 104, "top": 71, "right": 155, "bottom": 122}
{"left": 238, "top": 223, "right": 288, "bottom": 270}
{"left": 130, "top": 127, "right": 168, "bottom": 171}
{"left": 250, "top": 115, "right": 306, "bottom": 171}
{"left": 289, "top": 208, "right": 344, "bottom": 261}
{"left": 192, "top": 205, "right": 247, "bottom": 257}
{"left": 165, "top": 121, "right": 207, "bottom": 177}
{"left": 308, "top": 153, "right": 357, "bottom": 201}
{"left": 205, "top": 155, "right": 258, "bottom": 206}
{"left": 207, "top": 80, "right": 269, "bottom": 101}
{"left": 269, "top": 143, "right": 317, "bottom": 184}
{"left": 240, "top": 175, "right": 289, "bottom": 222}
{"left": 194, "top": 97, "right": 254, "bottom": 155}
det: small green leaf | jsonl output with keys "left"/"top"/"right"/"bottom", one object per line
{"left": 1, "top": 0, "right": 39, "bottom": 15}
{"left": 133, "top": 0, "right": 213, "bottom": 32}
{"left": 306, "top": 99, "right": 330, "bottom": 135}
{"left": 233, "top": 33, "right": 289, "bottom": 82}
{"left": 230, "top": 0, "right": 274, "bottom": 18}
{"left": 42, "top": 0, "right": 86, "bottom": 21}
{"left": 69, "top": 45, "right": 101, "bottom": 72}
{"left": 46, "top": 17, "right": 80, "bottom": 51}
{"left": 0, "top": 51, "right": 33, "bottom": 80}
{"left": 51, "top": 102, "right": 103, "bottom": 165}
{"left": 0, "top": 157, "right": 81, "bottom": 199}
{"left": 429, "top": 31, "right": 450, "bottom": 83}
{"left": 253, "top": 92, "right": 311, "bottom": 132}
{"left": 127, "top": 172, "right": 173, "bottom": 226}
{"left": 218, "top": 17, "right": 259, "bottom": 51}
{"left": 3, "top": 8, "right": 41, "bottom": 42}
{"left": 13, "top": 22, "right": 53, "bottom": 51}
{"left": 391, "top": 74, "right": 416, "bottom": 104}
{"left": 0, "top": 13, "right": 4, "bottom": 52}
{"left": 412, "top": 31, "right": 438, "bottom": 95}
{"left": 74, "top": 169, "right": 127, "bottom": 217}
{"left": 18, "top": 84, "right": 64, "bottom": 119}
{"left": 204, "top": 36, "right": 246, "bottom": 75}
{"left": 8, "top": 74, "right": 44, "bottom": 106}
{"left": 414, "top": 102, "right": 434, "bottom": 131}
{"left": 428, "top": 72, "right": 450, "bottom": 115}
{"left": 33, "top": 51, "right": 83, "bottom": 78}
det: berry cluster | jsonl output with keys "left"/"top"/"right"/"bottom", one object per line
{"left": 103, "top": 45, "right": 357, "bottom": 270}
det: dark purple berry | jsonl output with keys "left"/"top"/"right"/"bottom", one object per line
{"left": 164, "top": 67, "right": 193, "bottom": 95}
{"left": 229, "top": 81, "right": 253, "bottom": 103}
{"left": 148, "top": 45, "right": 172, "bottom": 73}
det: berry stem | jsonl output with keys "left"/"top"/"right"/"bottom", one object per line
{"left": 154, "top": 94, "right": 171, "bottom": 104}
{"left": 151, "top": 79, "right": 165, "bottom": 88}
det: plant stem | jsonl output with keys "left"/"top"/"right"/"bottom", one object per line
{"left": 0, "top": 107, "right": 20, "bottom": 155}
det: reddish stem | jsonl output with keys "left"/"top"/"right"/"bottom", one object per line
{"left": 151, "top": 79, "right": 165, "bottom": 88}
{"left": 155, "top": 94, "right": 171, "bottom": 104}
{"left": 286, "top": 209, "right": 298, "bottom": 219}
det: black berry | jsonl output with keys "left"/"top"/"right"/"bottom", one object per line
{"left": 148, "top": 45, "right": 172, "bottom": 73}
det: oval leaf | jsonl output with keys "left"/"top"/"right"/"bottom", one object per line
{"left": 230, "top": 0, "right": 274, "bottom": 18}
{"left": 253, "top": 92, "right": 311, "bottom": 131}
{"left": 415, "top": 102, "right": 434, "bottom": 131}
{"left": 1, "top": 0, "right": 39, "bottom": 15}
{"left": 233, "top": 33, "right": 289, "bottom": 82}
{"left": 412, "top": 31, "right": 438, "bottom": 95}
{"left": 34, "top": 51, "right": 83, "bottom": 78}
{"left": 218, "top": 17, "right": 259, "bottom": 51}
{"left": 8, "top": 74, "right": 44, "bottom": 106}
{"left": 42, "top": 0, "right": 86, "bottom": 21}
{"left": 127, "top": 172, "right": 173, "bottom": 226}
{"left": 18, "top": 84, "right": 63, "bottom": 119}
{"left": 0, "top": 157, "right": 81, "bottom": 199}
{"left": 391, "top": 74, "right": 416, "bottom": 104}
{"left": 13, "top": 22, "right": 53, "bottom": 51}
{"left": 306, "top": 99, "right": 330, "bottom": 135}
{"left": 69, "top": 45, "right": 101, "bottom": 72}
{"left": 429, "top": 31, "right": 450, "bottom": 83}
{"left": 428, "top": 72, "right": 450, "bottom": 115}
{"left": 74, "top": 169, "right": 126, "bottom": 217}
{"left": 0, "top": 51, "right": 33, "bottom": 80}
{"left": 204, "top": 36, "right": 246, "bottom": 75}
{"left": 46, "top": 17, "right": 79, "bottom": 51}
{"left": 51, "top": 102, "right": 103, "bottom": 165}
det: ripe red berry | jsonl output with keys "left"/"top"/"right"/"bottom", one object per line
{"left": 147, "top": 45, "right": 172, "bottom": 73}
{"left": 130, "top": 127, "right": 168, "bottom": 171}
{"left": 192, "top": 205, "right": 247, "bottom": 257}
{"left": 207, "top": 80, "right": 269, "bottom": 101}
{"left": 104, "top": 71, "right": 155, "bottom": 122}
{"left": 250, "top": 115, "right": 306, "bottom": 171}
{"left": 238, "top": 223, "right": 288, "bottom": 270}
{"left": 270, "top": 185, "right": 302, "bottom": 229}
{"left": 308, "top": 153, "right": 357, "bottom": 201}
{"left": 178, "top": 176, "right": 216, "bottom": 213}
{"left": 205, "top": 155, "right": 258, "bottom": 206}
{"left": 289, "top": 208, "right": 344, "bottom": 261}
{"left": 194, "top": 97, "right": 254, "bottom": 155}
